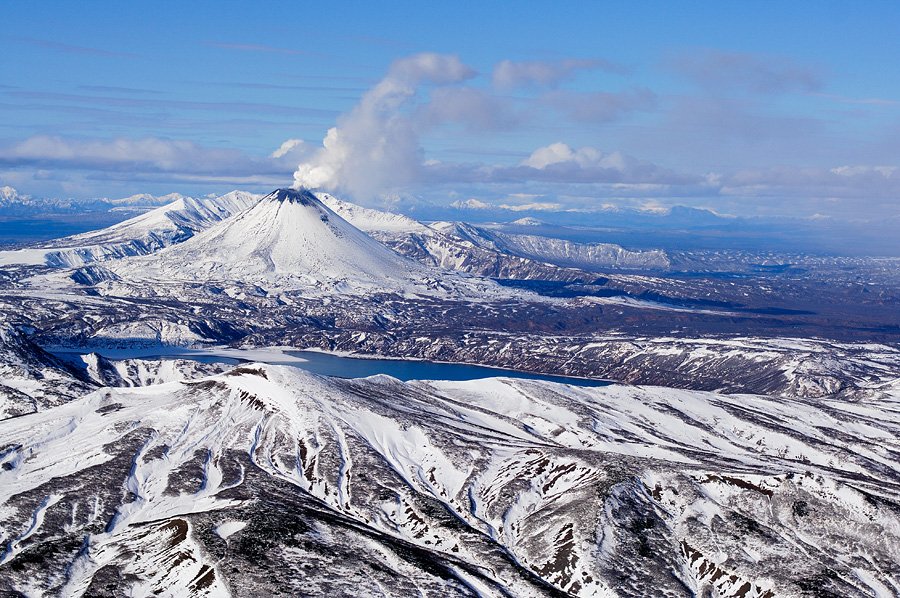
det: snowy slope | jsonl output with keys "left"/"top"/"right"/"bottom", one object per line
{"left": 318, "top": 193, "right": 429, "bottom": 234}
{"left": 76, "top": 353, "right": 230, "bottom": 388}
{"left": 107, "top": 192, "right": 189, "bottom": 208}
{"left": 0, "top": 191, "right": 260, "bottom": 267}
{"left": 0, "top": 365, "right": 898, "bottom": 596}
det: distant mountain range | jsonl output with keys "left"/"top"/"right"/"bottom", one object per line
{"left": 0, "top": 186, "right": 199, "bottom": 216}
{"left": 1, "top": 185, "right": 112, "bottom": 214}
{"left": 321, "top": 194, "right": 671, "bottom": 276}
{"left": 0, "top": 185, "right": 734, "bottom": 231}
{"left": 3, "top": 185, "right": 898, "bottom": 256}
{"left": 414, "top": 198, "right": 735, "bottom": 230}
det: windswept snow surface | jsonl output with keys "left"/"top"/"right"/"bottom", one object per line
{"left": 1, "top": 365, "right": 898, "bottom": 596}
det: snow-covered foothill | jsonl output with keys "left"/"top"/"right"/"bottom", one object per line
{"left": 0, "top": 364, "right": 897, "bottom": 596}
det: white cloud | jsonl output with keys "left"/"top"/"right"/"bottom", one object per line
{"left": 0, "top": 51, "right": 852, "bottom": 222}
{"left": 523, "top": 142, "right": 594, "bottom": 168}
{"left": 386, "top": 53, "right": 476, "bottom": 85}
{"left": 0, "top": 136, "right": 262, "bottom": 174}
{"left": 492, "top": 58, "right": 619, "bottom": 89}
{"left": 420, "top": 87, "right": 517, "bottom": 130}
{"left": 519, "top": 142, "right": 687, "bottom": 185}
{"left": 721, "top": 164, "right": 900, "bottom": 197}
{"left": 0, "top": 135, "right": 304, "bottom": 189}
{"left": 289, "top": 54, "right": 676, "bottom": 201}
{"left": 830, "top": 165, "right": 897, "bottom": 178}
{"left": 713, "top": 164, "right": 900, "bottom": 221}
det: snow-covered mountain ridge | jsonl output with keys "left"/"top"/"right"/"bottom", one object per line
{"left": 107, "top": 192, "right": 189, "bottom": 208}
{"left": 0, "top": 191, "right": 260, "bottom": 267}
{"left": 321, "top": 196, "right": 671, "bottom": 275}
{"left": 0, "top": 186, "right": 20, "bottom": 205}
{"left": 0, "top": 364, "right": 897, "bottom": 596}
{"left": 0, "top": 188, "right": 667, "bottom": 285}
{"left": 432, "top": 221, "right": 671, "bottom": 271}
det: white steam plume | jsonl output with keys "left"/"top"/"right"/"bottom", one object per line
{"left": 292, "top": 53, "right": 474, "bottom": 199}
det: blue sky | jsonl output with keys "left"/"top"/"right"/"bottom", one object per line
{"left": 2, "top": 1, "right": 900, "bottom": 224}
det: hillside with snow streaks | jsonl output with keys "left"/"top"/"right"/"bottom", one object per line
{"left": 317, "top": 193, "right": 430, "bottom": 234}
{"left": 1, "top": 365, "right": 898, "bottom": 597}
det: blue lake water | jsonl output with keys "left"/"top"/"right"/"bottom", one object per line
{"left": 0, "top": 215, "right": 131, "bottom": 247}
{"left": 283, "top": 350, "right": 612, "bottom": 386}
{"left": 51, "top": 347, "right": 612, "bottom": 387}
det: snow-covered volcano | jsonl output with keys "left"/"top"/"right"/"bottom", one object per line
{"left": 109, "top": 188, "right": 485, "bottom": 296}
